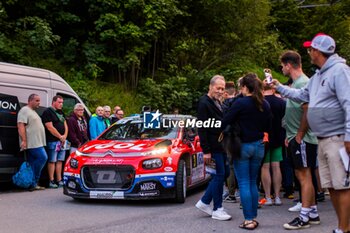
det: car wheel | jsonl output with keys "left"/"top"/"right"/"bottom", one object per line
{"left": 175, "top": 159, "right": 186, "bottom": 203}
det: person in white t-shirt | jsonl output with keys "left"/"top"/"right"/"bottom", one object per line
{"left": 17, "top": 94, "right": 48, "bottom": 191}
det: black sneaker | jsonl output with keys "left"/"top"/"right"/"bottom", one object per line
{"left": 49, "top": 181, "right": 58, "bottom": 189}
{"left": 309, "top": 216, "right": 320, "bottom": 225}
{"left": 223, "top": 195, "right": 237, "bottom": 203}
{"left": 317, "top": 192, "right": 325, "bottom": 202}
{"left": 283, "top": 217, "right": 310, "bottom": 230}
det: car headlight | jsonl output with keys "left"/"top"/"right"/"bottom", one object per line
{"left": 70, "top": 158, "right": 79, "bottom": 169}
{"left": 142, "top": 158, "right": 163, "bottom": 169}
{"left": 75, "top": 150, "right": 83, "bottom": 156}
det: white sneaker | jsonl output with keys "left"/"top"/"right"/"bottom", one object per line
{"left": 195, "top": 200, "right": 212, "bottom": 216}
{"left": 274, "top": 196, "right": 282, "bottom": 206}
{"left": 265, "top": 197, "right": 273, "bottom": 206}
{"left": 288, "top": 202, "right": 302, "bottom": 212}
{"left": 212, "top": 207, "right": 232, "bottom": 221}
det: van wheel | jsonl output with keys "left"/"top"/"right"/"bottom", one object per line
{"left": 175, "top": 159, "right": 186, "bottom": 203}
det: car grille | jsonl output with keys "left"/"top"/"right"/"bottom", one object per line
{"left": 81, "top": 165, "right": 135, "bottom": 190}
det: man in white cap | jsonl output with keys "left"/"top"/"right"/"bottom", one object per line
{"left": 271, "top": 34, "right": 350, "bottom": 233}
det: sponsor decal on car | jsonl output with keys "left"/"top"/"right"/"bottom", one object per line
{"left": 90, "top": 191, "right": 124, "bottom": 199}
{"left": 82, "top": 143, "right": 147, "bottom": 152}
{"left": 139, "top": 190, "right": 160, "bottom": 196}
{"left": 166, "top": 157, "right": 173, "bottom": 165}
{"left": 191, "top": 152, "right": 205, "bottom": 183}
{"left": 160, "top": 176, "right": 174, "bottom": 181}
{"left": 159, "top": 176, "right": 175, "bottom": 187}
{"left": 164, "top": 167, "right": 173, "bottom": 172}
{"left": 140, "top": 182, "right": 157, "bottom": 191}
{"left": 64, "top": 172, "right": 81, "bottom": 178}
{"left": 88, "top": 158, "right": 124, "bottom": 164}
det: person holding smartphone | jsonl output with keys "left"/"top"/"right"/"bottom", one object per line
{"left": 271, "top": 34, "right": 350, "bottom": 233}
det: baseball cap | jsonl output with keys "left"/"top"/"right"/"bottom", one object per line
{"left": 303, "top": 33, "right": 336, "bottom": 54}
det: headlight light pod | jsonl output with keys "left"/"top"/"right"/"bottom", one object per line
{"left": 75, "top": 150, "right": 83, "bottom": 156}
{"left": 70, "top": 158, "right": 79, "bottom": 169}
{"left": 142, "top": 158, "right": 163, "bottom": 169}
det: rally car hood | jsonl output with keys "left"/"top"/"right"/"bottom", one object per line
{"left": 78, "top": 139, "right": 172, "bottom": 155}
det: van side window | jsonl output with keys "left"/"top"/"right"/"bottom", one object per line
{"left": 56, "top": 93, "right": 79, "bottom": 116}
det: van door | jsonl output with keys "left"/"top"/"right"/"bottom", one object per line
{"left": 0, "top": 93, "right": 22, "bottom": 181}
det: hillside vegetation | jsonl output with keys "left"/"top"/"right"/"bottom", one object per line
{"left": 1, "top": 0, "right": 349, "bottom": 114}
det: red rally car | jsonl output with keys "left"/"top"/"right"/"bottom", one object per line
{"left": 63, "top": 114, "right": 210, "bottom": 203}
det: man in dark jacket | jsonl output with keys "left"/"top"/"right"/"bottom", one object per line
{"left": 195, "top": 75, "right": 231, "bottom": 221}
{"left": 67, "top": 103, "right": 89, "bottom": 153}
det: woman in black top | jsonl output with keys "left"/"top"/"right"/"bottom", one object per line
{"left": 222, "top": 73, "right": 272, "bottom": 230}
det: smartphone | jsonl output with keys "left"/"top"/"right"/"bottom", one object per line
{"left": 264, "top": 68, "right": 272, "bottom": 84}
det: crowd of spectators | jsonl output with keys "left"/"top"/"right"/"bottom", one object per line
{"left": 17, "top": 98, "right": 124, "bottom": 189}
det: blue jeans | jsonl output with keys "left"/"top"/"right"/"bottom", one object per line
{"left": 201, "top": 152, "right": 230, "bottom": 210}
{"left": 233, "top": 140, "right": 265, "bottom": 220}
{"left": 27, "top": 147, "right": 48, "bottom": 186}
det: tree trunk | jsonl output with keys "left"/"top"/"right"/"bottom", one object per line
{"left": 152, "top": 38, "right": 157, "bottom": 79}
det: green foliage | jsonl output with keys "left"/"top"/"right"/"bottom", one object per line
{"left": 16, "top": 16, "right": 60, "bottom": 50}
{"left": 138, "top": 76, "right": 196, "bottom": 114}
{"left": 271, "top": 0, "right": 350, "bottom": 73}
{"left": 65, "top": 71, "right": 141, "bottom": 115}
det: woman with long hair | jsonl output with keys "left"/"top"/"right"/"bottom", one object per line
{"left": 222, "top": 73, "right": 272, "bottom": 230}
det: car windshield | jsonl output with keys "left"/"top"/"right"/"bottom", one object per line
{"left": 99, "top": 120, "right": 178, "bottom": 140}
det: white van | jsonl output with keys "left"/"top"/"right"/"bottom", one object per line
{"left": 0, "top": 62, "right": 90, "bottom": 182}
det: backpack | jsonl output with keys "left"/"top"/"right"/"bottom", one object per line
{"left": 12, "top": 161, "right": 34, "bottom": 188}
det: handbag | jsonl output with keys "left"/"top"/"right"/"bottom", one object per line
{"left": 12, "top": 151, "right": 34, "bottom": 188}
{"left": 219, "top": 124, "right": 241, "bottom": 164}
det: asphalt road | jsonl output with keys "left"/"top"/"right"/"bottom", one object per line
{"left": 0, "top": 186, "right": 337, "bottom": 233}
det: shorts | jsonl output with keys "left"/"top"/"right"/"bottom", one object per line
{"left": 263, "top": 146, "right": 283, "bottom": 163}
{"left": 47, "top": 141, "right": 66, "bottom": 162}
{"left": 317, "top": 135, "right": 349, "bottom": 190}
{"left": 287, "top": 138, "right": 317, "bottom": 169}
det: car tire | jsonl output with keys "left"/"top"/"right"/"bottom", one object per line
{"left": 175, "top": 159, "right": 186, "bottom": 203}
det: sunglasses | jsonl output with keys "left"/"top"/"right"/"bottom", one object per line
{"left": 307, "top": 48, "right": 314, "bottom": 54}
